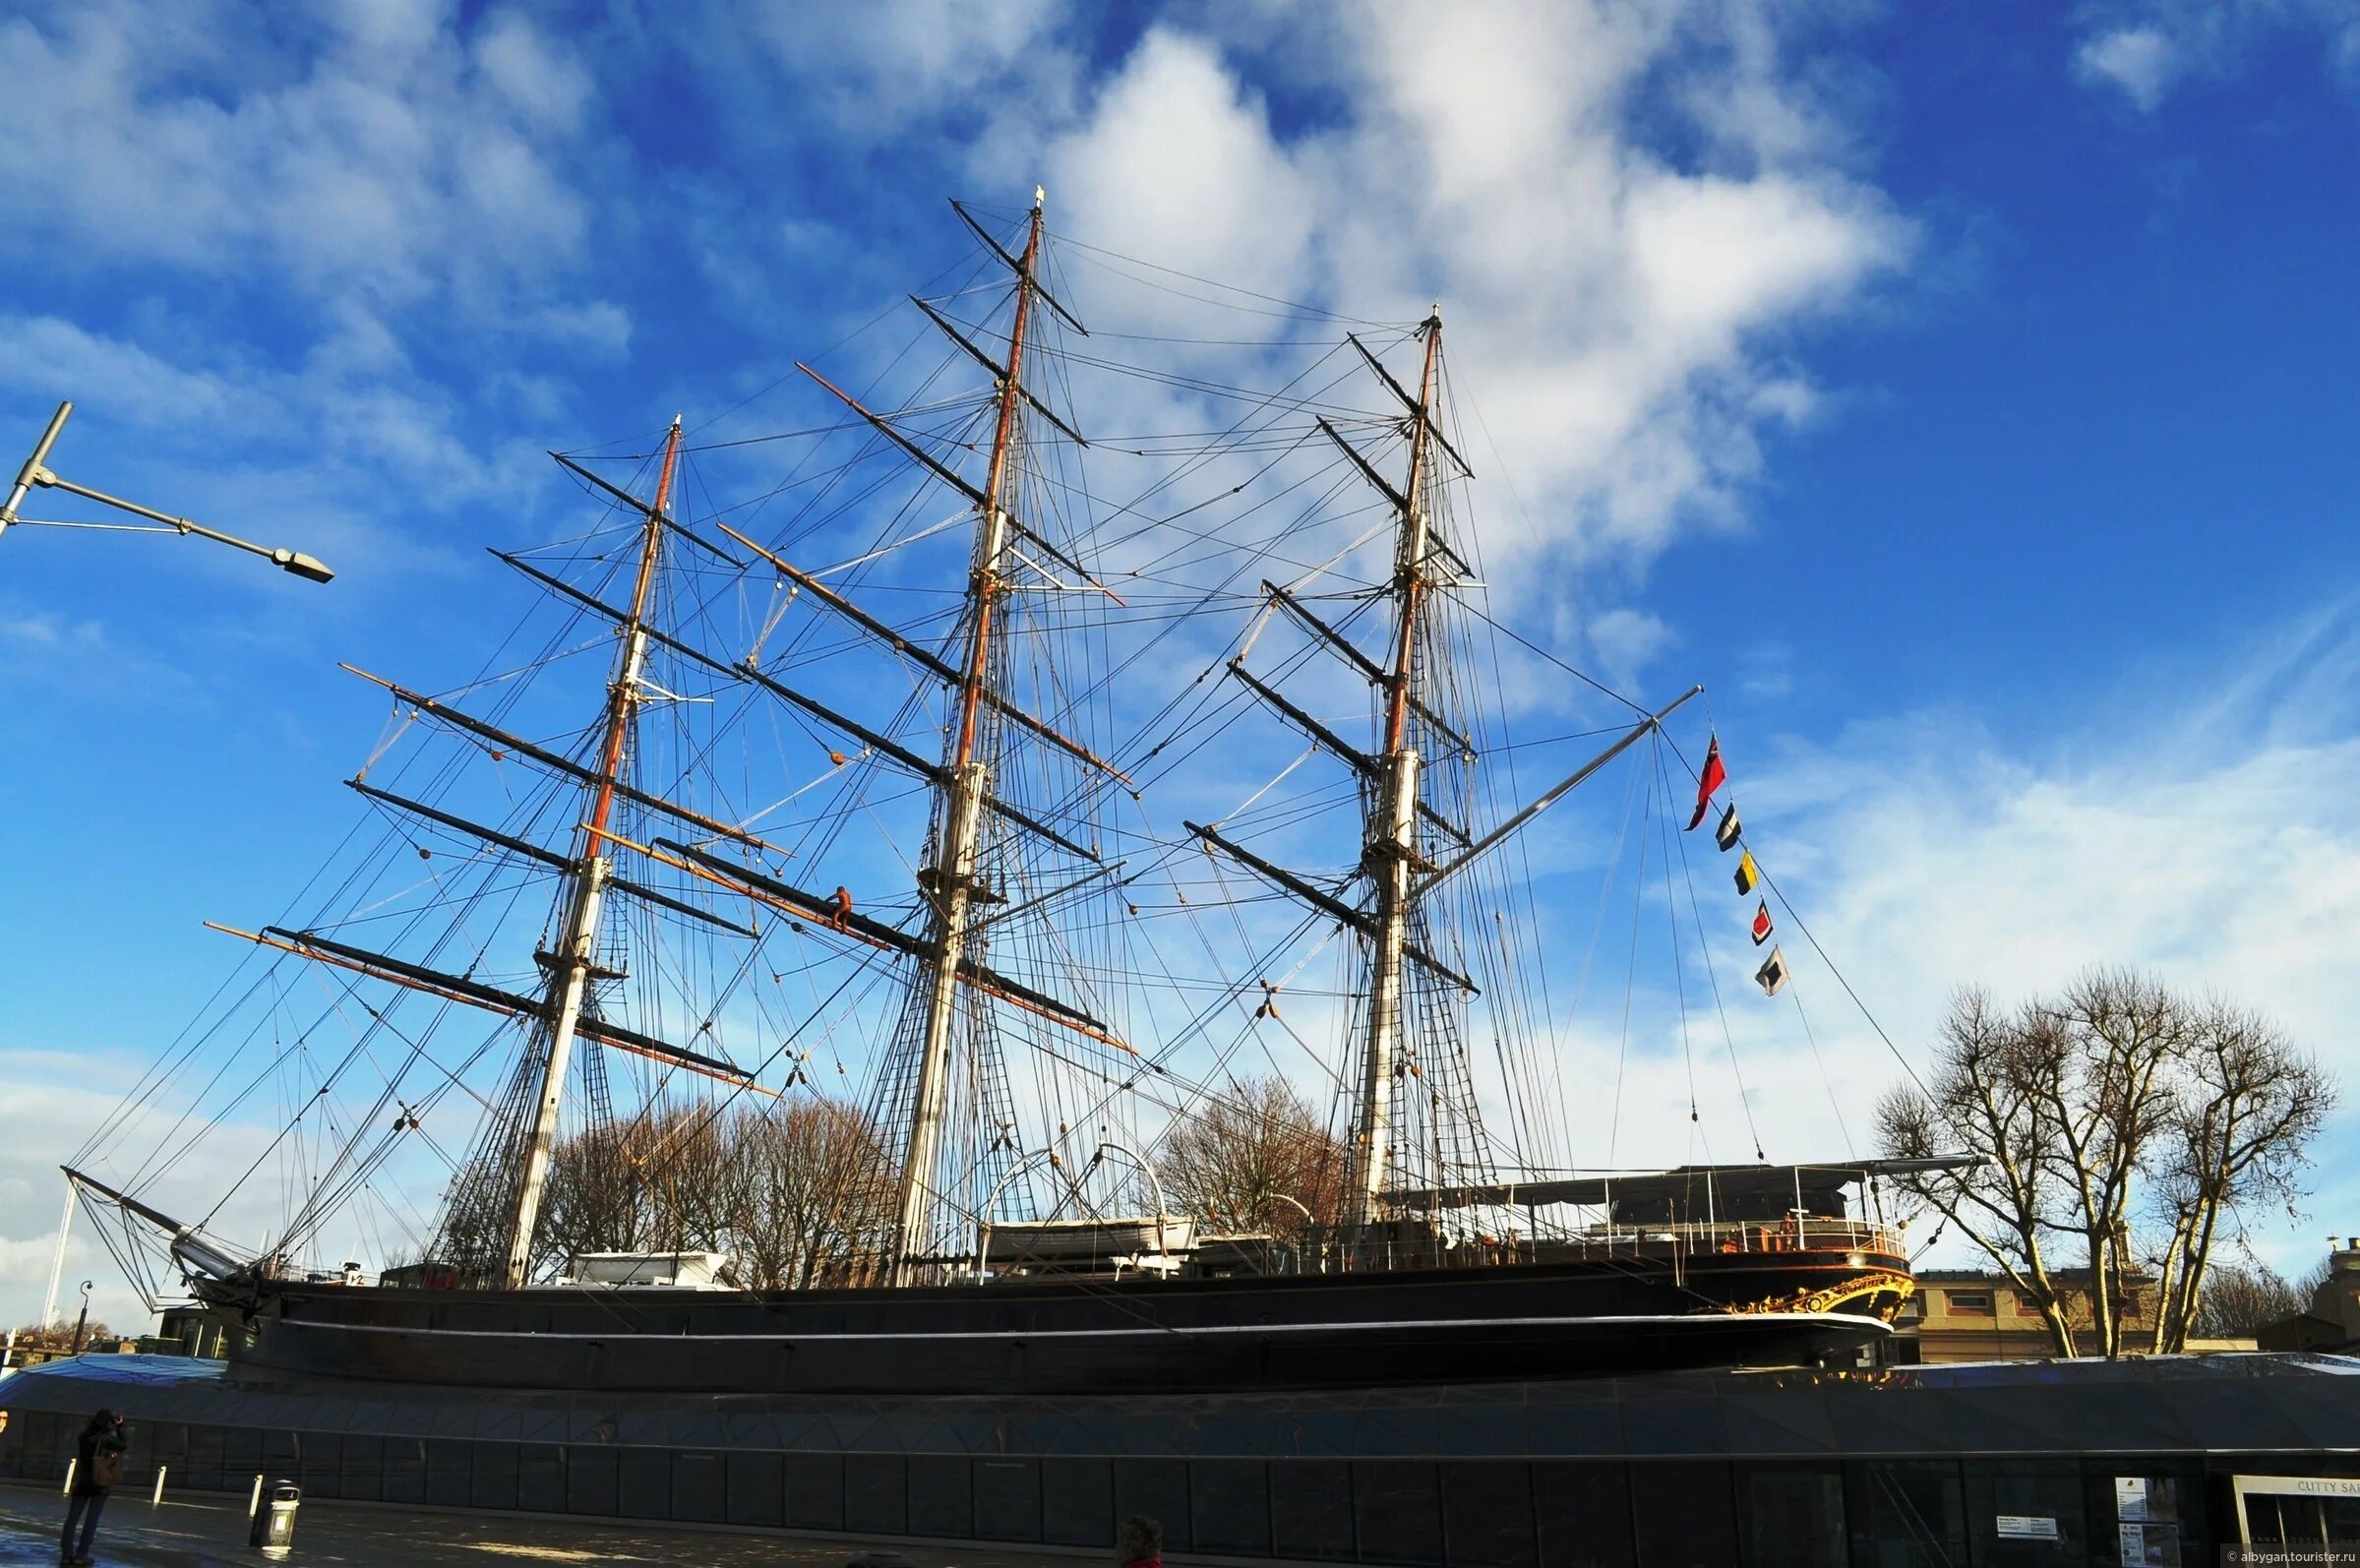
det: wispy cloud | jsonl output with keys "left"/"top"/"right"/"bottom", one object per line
{"left": 0, "top": 2, "right": 609, "bottom": 317}
{"left": 2071, "top": 0, "right": 2360, "bottom": 113}
{"left": 1721, "top": 596, "right": 2360, "bottom": 1267}
{"left": 0, "top": 1050, "right": 303, "bottom": 1333}
{"left": 2076, "top": 26, "right": 2185, "bottom": 112}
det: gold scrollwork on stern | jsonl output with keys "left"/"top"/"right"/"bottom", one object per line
{"left": 1728, "top": 1272, "right": 1915, "bottom": 1319}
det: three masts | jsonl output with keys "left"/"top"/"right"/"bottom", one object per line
{"left": 65, "top": 194, "right": 1909, "bottom": 1367}
{"left": 454, "top": 191, "right": 1512, "bottom": 1285}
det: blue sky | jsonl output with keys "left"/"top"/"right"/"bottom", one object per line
{"left": 2, "top": 0, "right": 2357, "bottom": 1330}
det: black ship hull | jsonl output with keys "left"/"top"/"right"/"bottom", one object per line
{"left": 212, "top": 1250, "right": 1909, "bottom": 1395}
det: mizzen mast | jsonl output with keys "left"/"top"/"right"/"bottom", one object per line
{"left": 890, "top": 193, "right": 1047, "bottom": 1285}
{"left": 1349, "top": 313, "right": 1445, "bottom": 1232}
{"left": 503, "top": 416, "right": 685, "bottom": 1289}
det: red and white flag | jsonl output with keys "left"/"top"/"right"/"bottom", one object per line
{"left": 1750, "top": 899, "right": 1774, "bottom": 946}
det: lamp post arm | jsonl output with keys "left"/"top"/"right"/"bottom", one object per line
{"left": 1, "top": 399, "right": 72, "bottom": 534}
{"left": 3, "top": 399, "right": 333, "bottom": 581}
{"left": 31, "top": 473, "right": 334, "bottom": 581}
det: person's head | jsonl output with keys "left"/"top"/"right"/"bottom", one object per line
{"left": 1117, "top": 1514, "right": 1163, "bottom": 1563}
{"left": 87, "top": 1409, "right": 116, "bottom": 1432}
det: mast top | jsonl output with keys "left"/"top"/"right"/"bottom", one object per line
{"left": 1033, "top": 185, "right": 1046, "bottom": 211}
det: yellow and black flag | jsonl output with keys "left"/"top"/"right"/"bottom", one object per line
{"left": 1715, "top": 804, "right": 1741, "bottom": 852}
{"left": 1755, "top": 946, "right": 1788, "bottom": 996}
{"left": 1733, "top": 850, "right": 1760, "bottom": 896}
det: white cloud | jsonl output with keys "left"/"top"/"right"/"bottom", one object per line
{"left": 472, "top": 10, "right": 594, "bottom": 134}
{"left": 0, "top": 312, "right": 526, "bottom": 529}
{"left": 0, "top": 3, "right": 605, "bottom": 316}
{"left": 1586, "top": 606, "right": 1675, "bottom": 683}
{"left": 2070, "top": 1, "right": 2360, "bottom": 112}
{"left": 2076, "top": 27, "right": 2184, "bottom": 112}
{"left": 1047, "top": 31, "right": 1317, "bottom": 314}
{"left": 0, "top": 1052, "right": 305, "bottom": 1335}
{"left": 722, "top": 0, "right": 1078, "bottom": 137}
{"left": 1017, "top": 4, "right": 1909, "bottom": 590}
{"left": 0, "top": 316, "right": 241, "bottom": 431}
{"left": 1737, "top": 640, "right": 1795, "bottom": 700}
{"left": 1529, "top": 599, "right": 2360, "bottom": 1283}
{"left": 0, "top": 611, "right": 105, "bottom": 651}
{"left": 1723, "top": 598, "right": 2360, "bottom": 1271}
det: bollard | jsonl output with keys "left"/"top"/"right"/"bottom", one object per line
{"left": 247, "top": 1473, "right": 264, "bottom": 1522}
{"left": 61, "top": 1456, "right": 76, "bottom": 1496}
{"left": 247, "top": 1478, "right": 300, "bottom": 1558}
{"left": 151, "top": 1463, "right": 168, "bottom": 1506}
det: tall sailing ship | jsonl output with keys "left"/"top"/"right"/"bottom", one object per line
{"left": 61, "top": 194, "right": 1919, "bottom": 1396}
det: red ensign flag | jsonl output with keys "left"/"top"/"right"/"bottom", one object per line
{"left": 1685, "top": 737, "right": 1726, "bottom": 830}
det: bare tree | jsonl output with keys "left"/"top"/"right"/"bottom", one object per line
{"left": 2188, "top": 1262, "right": 2308, "bottom": 1339}
{"left": 525, "top": 1097, "right": 891, "bottom": 1289}
{"left": 534, "top": 1117, "right": 657, "bottom": 1275}
{"left": 2039, "top": 970, "right": 2187, "bottom": 1357}
{"left": 7, "top": 1322, "right": 116, "bottom": 1351}
{"left": 1157, "top": 1075, "right": 1347, "bottom": 1245}
{"left": 529, "top": 1105, "right": 721, "bottom": 1276}
{"left": 1879, "top": 971, "right": 2335, "bottom": 1359}
{"left": 2148, "top": 1001, "right": 2335, "bottom": 1351}
{"left": 728, "top": 1098, "right": 893, "bottom": 1290}
{"left": 639, "top": 1106, "right": 739, "bottom": 1259}
{"left": 1878, "top": 987, "right": 2084, "bottom": 1355}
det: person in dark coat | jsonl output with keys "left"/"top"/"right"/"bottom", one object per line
{"left": 60, "top": 1409, "right": 124, "bottom": 1566}
{"left": 1117, "top": 1513, "right": 1163, "bottom": 1568}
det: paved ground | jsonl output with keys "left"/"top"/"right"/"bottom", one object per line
{"left": 0, "top": 1481, "right": 1082, "bottom": 1566}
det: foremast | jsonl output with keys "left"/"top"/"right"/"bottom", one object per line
{"left": 891, "top": 195, "right": 1046, "bottom": 1285}
{"left": 1350, "top": 314, "right": 1445, "bottom": 1232}
{"left": 505, "top": 416, "right": 684, "bottom": 1289}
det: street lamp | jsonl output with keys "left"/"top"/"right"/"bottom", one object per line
{"left": 1, "top": 400, "right": 333, "bottom": 583}
{"left": 1263, "top": 1192, "right": 1318, "bottom": 1275}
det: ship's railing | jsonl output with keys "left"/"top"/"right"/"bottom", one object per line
{"left": 1564, "top": 1219, "right": 1906, "bottom": 1257}
{"left": 1312, "top": 1217, "right": 1906, "bottom": 1275}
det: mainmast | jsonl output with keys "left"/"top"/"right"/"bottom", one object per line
{"left": 890, "top": 194, "right": 1046, "bottom": 1284}
{"left": 1348, "top": 314, "right": 1445, "bottom": 1232}
{"left": 504, "top": 416, "right": 685, "bottom": 1289}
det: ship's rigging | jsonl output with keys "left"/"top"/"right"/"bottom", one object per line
{"left": 57, "top": 193, "right": 1901, "bottom": 1308}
